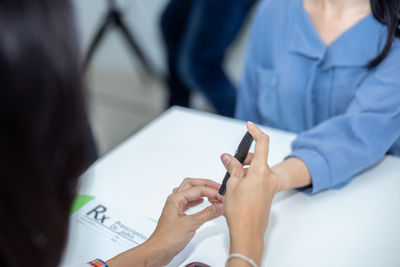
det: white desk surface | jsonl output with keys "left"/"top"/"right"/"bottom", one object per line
{"left": 68, "top": 107, "right": 400, "bottom": 267}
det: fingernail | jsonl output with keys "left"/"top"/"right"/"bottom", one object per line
{"left": 221, "top": 153, "right": 232, "bottom": 167}
{"left": 247, "top": 121, "right": 255, "bottom": 126}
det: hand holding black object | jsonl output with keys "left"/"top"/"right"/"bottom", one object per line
{"left": 219, "top": 131, "right": 254, "bottom": 195}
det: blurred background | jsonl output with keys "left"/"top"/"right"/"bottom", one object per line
{"left": 73, "top": 0, "right": 256, "bottom": 155}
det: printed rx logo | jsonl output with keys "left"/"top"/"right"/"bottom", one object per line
{"left": 86, "top": 205, "right": 110, "bottom": 224}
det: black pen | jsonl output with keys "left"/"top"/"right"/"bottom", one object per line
{"left": 219, "top": 131, "right": 254, "bottom": 195}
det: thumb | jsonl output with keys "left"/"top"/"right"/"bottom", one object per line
{"left": 189, "top": 204, "right": 223, "bottom": 227}
{"left": 221, "top": 153, "right": 245, "bottom": 178}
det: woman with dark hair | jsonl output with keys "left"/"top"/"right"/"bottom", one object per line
{"left": 0, "top": 0, "right": 90, "bottom": 265}
{"left": 236, "top": 0, "right": 400, "bottom": 194}
{"left": 0, "top": 0, "right": 277, "bottom": 266}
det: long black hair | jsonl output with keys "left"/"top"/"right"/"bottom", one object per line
{"left": 370, "top": 0, "right": 400, "bottom": 66}
{"left": 0, "top": 0, "right": 90, "bottom": 266}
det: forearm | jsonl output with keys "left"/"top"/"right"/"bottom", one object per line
{"left": 106, "top": 238, "right": 167, "bottom": 267}
{"left": 229, "top": 232, "right": 264, "bottom": 267}
{"left": 272, "top": 157, "right": 312, "bottom": 192}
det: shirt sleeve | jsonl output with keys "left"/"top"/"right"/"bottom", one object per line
{"left": 289, "top": 41, "right": 400, "bottom": 194}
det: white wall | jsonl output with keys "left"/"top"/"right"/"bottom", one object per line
{"left": 72, "top": 0, "right": 169, "bottom": 73}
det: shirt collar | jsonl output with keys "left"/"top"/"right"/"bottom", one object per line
{"left": 321, "top": 15, "right": 386, "bottom": 69}
{"left": 288, "top": 0, "right": 386, "bottom": 68}
{"left": 288, "top": 0, "right": 326, "bottom": 60}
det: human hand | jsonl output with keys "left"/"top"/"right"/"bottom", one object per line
{"left": 106, "top": 178, "right": 223, "bottom": 267}
{"left": 147, "top": 178, "right": 224, "bottom": 266}
{"left": 221, "top": 122, "right": 278, "bottom": 265}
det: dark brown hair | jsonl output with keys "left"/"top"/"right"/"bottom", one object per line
{"left": 0, "top": 0, "right": 90, "bottom": 266}
{"left": 370, "top": 0, "right": 400, "bottom": 66}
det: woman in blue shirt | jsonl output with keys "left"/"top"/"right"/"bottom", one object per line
{"left": 236, "top": 0, "right": 400, "bottom": 194}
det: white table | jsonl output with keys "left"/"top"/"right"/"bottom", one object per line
{"left": 64, "top": 107, "right": 400, "bottom": 267}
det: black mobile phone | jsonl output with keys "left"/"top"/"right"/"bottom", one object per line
{"left": 218, "top": 131, "right": 254, "bottom": 195}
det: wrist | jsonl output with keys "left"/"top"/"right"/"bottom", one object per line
{"left": 270, "top": 166, "right": 287, "bottom": 193}
{"left": 272, "top": 157, "right": 312, "bottom": 192}
{"left": 229, "top": 232, "right": 264, "bottom": 265}
{"left": 272, "top": 159, "right": 296, "bottom": 192}
{"left": 140, "top": 236, "right": 171, "bottom": 266}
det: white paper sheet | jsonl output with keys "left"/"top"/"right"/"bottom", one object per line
{"left": 60, "top": 196, "right": 157, "bottom": 267}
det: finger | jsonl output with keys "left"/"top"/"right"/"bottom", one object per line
{"left": 209, "top": 193, "right": 224, "bottom": 204}
{"left": 184, "top": 198, "right": 204, "bottom": 211}
{"left": 189, "top": 204, "right": 223, "bottom": 227}
{"left": 247, "top": 122, "right": 270, "bottom": 164}
{"left": 243, "top": 152, "right": 255, "bottom": 165}
{"left": 243, "top": 167, "right": 249, "bottom": 176}
{"left": 177, "top": 186, "right": 220, "bottom": 205}
{"left": 208, "top": 196, "right": 223, "bottom": 204}
{"left": 177, "top": 178, "right": 221, "bottom": 192}
{"left": 184, "top": 197, "right": 221, "bottom": 213}
{"left": 226, "top": 175, "right": 240, "bottom": 193}
{"left": 220, "top": 153, "right": 245, "bottom": 178}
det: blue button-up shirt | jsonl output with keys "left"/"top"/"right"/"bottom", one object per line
{"left": 236, "top": 0, "right": 400, "bottom": 194}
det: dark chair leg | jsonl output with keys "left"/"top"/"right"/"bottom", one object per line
{"left": 83, "top": 0, "right": 157, "bottom": 77}
{"left": 83, "top": 13, "right": 114, "bottom": 71}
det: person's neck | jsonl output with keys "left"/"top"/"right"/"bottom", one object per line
{"left": 304, "top": 0, "right": 371, "bottom": 16}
